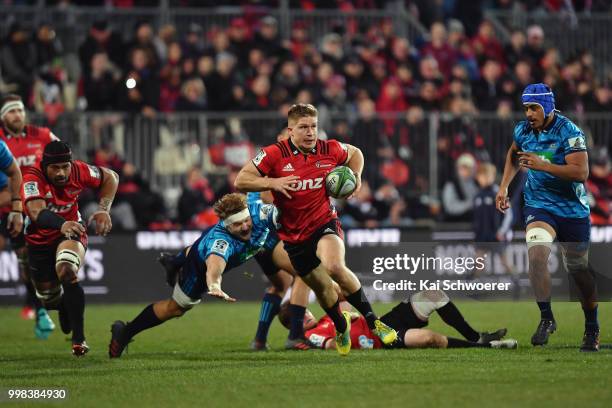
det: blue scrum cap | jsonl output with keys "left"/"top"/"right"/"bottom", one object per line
{"left": 521, "top": 83, "right": 556, "bottom": 116}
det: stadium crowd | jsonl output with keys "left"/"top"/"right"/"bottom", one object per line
{"left": 1, "top": 0, "right": 611, "bottom": 229}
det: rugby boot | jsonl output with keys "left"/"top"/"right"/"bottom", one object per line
{"left": 335, "top": 311, "right": 352, "bottom": 356}
{"left": 531, "top": 319, "right": 556, "bottom": 346}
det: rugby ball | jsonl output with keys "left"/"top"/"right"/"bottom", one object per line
{"left": 325, "top": 166, "right": 357, "bottom": 199}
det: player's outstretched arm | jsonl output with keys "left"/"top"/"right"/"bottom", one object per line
{"left": 496, "top": 142, "right": 520, "bottom": 213}
{"left": 205, "top": 254, "right": 236, "bottom": 302}
{"left": 235, "top": 162, "right": 299, "bottom": 199}
{"left": 88, "top": 167, "right": 119, "bottom": 236}
{"left": 4, "top": 160, "right": 23, "bottom": 236}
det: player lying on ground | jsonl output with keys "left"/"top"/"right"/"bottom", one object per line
{"left": 1, "top": 94, "right": 58, "bottom": 335}
{"left": 22, "top": 141, "right": 118, "bottom": 356}
{"left": 108, "top": 193, "right": 299, "bottom": 358}
{"left": 279, "top": 285, "right": 517, "bottom": 350}
{"left": 236, "top": 103, "right": 397, "bottom": 356}
{"left": 496, "top": 83, "right": 600, "bottom": 351}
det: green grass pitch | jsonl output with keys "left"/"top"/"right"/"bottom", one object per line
{"left": 1, "top": 302, "right": 611, "bottom": 407}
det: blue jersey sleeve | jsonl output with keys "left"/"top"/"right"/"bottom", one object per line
{"left": 561, "top": 122, "right": 587, "bottom": 156}
{"left": 246, "top": 192, "right": 262, "bottom": 205}
{"left": 0, "top": 140, "right": 14, "bottom": 171}
{"left": 197, "top": 227, "right": 236, "bottom": 264}
{"left": 206, "top": 237, "right": 234, "bottom": 263}
{"left": 512, "top": 121, "right": 527, "bottom": 150}
{"left": 249, "top": 201, "right": 279, "bottom": 230}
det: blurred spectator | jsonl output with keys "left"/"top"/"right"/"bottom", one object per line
{"left": 153, "top": 23, "right": 177, "bottom": 62}
{"left": 126, "top": 20, "right": 160, "bottom": 70}
{"left": 206, "top": 52, "right": 240, "bottom": 111}
{"left": 471, "top": 20, "right": 504, "bottom": 67}
{"left": 524, "top": 25, "right": 546, "bottom": 67}
{"left": 34, "top": 22, "right": 63, "bottom": 67}
{"left": 421, "top": 22, "right": 457, "bottom": 77}
{"left": 1, "top": 22, "right": 36, "bottom": 101}
{"left": 376, "top": 78, "right": 408, "bottom": 136}
{"left": 442, "top": 153, "right": 478, "bottom": 222}
{"left": 504, "top": 30, "right": 527, "bottom": 69}
{"left": 472, "top": 59, "right": 503, "bottom": 110}
{"left": 120, "top": 47, "right": 160, "bottom": 115}
{"left": 118, "top": 162, "right": 168, "bottom": 228}
{"left": 180, "top": 23, "right": 204, "bottom": 60}
{"left": 79, "top": 20, "right": 124, "bottom": 77}
{"left": 340, "top": 180, "right": 383, "bottom": 228}
{"left": 228, "top": 18, "right": 253, "bottom": 71}
{"left": 83, "top": 52, "right": 121, "bottom": 111}
{"left": 177, "top": 167, "right": 216, "bottom": 227}
{"left": 351, "top": 98, "right": 388, "bottom": 188}
{"left": 175, "top": 77, "right": 207, "bottom": 111}
{"left": 254, "top": 15, "right": 289, "bottom": 63}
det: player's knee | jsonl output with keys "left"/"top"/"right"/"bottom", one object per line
{"left": 321, "top": 259, "right": 347, "bottom": 277}
{"left": 528, "top": 257, "right": 548, "bottom": 273}
{"left": 57, "top": 264, "right": 78, "bottom": 284}
{"left": 56, "top": 249, "right": 81, "bottom": 283}
{"left": 424, "top": 332, "right": 438, "bottom": 347}
{"left": 564, "top": 252, "right": 589, "bottom": 274}
{"left": 411, "top": 290, "right": 449, "bottom": 320}
{"left": 169, "top": 302, "right": 187, "bottom": 318}
{"left": 35, "top": 285, "right": 63, "bottom": 309}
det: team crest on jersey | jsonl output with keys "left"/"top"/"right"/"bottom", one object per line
{"left": 567, "top": 136, "right": 585, "bottom": 150}
{"left": 253, "top": 150, "right": 266, "bottom": 166}
{"left": 23, "top": 181, "right": 40, "bottom": 198}
{"left": 315, "top": 161, "right": 333, "bottom": 168}
{"left": 212, "top": 239, "right": 229, "bottom": 255}
{"left": 88, "top": 165, "right": 101, "bottom": 179}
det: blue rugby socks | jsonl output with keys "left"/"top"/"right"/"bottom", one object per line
{"left": 255, "top": 293, "right": 282, "bottom": 343}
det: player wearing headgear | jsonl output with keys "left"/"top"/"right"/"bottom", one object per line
{"left": 108, "top": 193, "right": 296, "bottom": 358}
{"left": 496, "top": 83, "right": 599, "bottom": 351}
{"left": 0, "top": 93, "right": 58, "bottom": 337}
{"left": 235, "top": 103, "right": 397, "bottom": 356}
{"left": 22, "top": 141, "right": 119, "bottom": 356}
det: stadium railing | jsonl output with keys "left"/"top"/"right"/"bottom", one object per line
{"left": 28, "top": 111, "right": 612, "bottom": 201}
{"left": 485, "top": 10, "right": 612, "bottom": 80}
{"left": 0, "top": 4, "right": 428, "bottom": 54}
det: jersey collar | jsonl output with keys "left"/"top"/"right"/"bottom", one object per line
{"left": 1, "top": 125, "right": 25, "bottom": 138}
{"left": 288, "top": 138, "right": 317, "bottom": 155}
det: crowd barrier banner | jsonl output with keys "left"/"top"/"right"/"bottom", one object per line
{"left": 1, "top": 226, "right": 611, "bottom": 305}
